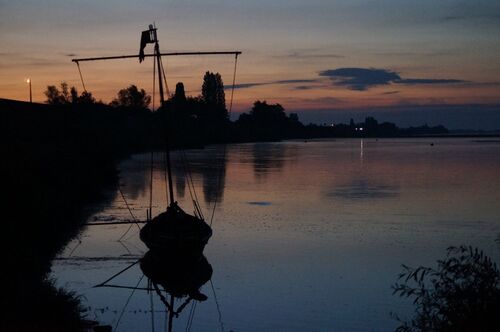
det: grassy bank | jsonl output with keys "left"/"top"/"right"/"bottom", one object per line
{"left": 2, "top": 99, "right": 126, "bottom": 331}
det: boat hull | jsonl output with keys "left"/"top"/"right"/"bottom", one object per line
{"left": 140, "top": 204, "right": 212, "bottom": 257}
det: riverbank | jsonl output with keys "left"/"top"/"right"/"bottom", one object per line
{"left": 2, "top": 100, "right": 122, "bottom": 331}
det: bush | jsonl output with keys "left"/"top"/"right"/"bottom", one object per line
{"left": 392, "top": 246, "right": 500, "bottom": 332}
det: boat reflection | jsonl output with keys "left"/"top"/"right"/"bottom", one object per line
{"left": 140, "top": 250, "right": 213, "bottom": 332}
{"left": 92, "top": 250, "right": 213, "bottom": 332}
{"left": 140, "top": 250, "right": 212, "bottom": 302}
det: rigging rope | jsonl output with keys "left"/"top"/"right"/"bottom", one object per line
{"left": 114, "top": 274, "right": 145, "bottom": 332}
{"left": 150, "top": 284, "right": 156, "bottom": 332}
{"left": 209, "top": 53, "right": 239, "bottom": 226}
{"left": 164, "top": 151, "right": 170, "bottom": 205}
{"left": 228, "top": 54, "right": 239, "bottom": 116}
{"left": 159, "top": 55, "right": 171, "bottom": 97}
{"left": 117, "top": 187, "right": 141, "bottom": 241}
{"left": 210, "top": 279, "right": 226, "bottom": 332}
{"left": 94, "top": 259, "right": 141, "bottom": 287}
{"left": 75, "top": 61, "right": 87, "bottom": 92}
{"left": 180, "top": 150, "right": 204, "bottom": 220}
{"left": 185, "top": 301, "right": 197, "bottom": 332}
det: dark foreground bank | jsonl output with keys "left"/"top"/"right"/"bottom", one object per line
{"left": 2, "top": 100, "right": 125, "bottom": 331}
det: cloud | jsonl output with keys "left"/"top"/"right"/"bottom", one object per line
{"left": 232, "top": 83, "right": 267, "bottom": 90}
{"left": 319, "top": 67, "right": 466, "bottom": 91}
{"left": 397, "top": 78, "right": 465, "bottom": 84}
{"left": 442, "top": 14, "right": 500, "bottom": 22}
{"left": 285, "top": 51, "right": 345, "bottom": 59}
{"left": 294, "top": 85, "right": 314, "bottom": 90}
{"left": 230, "top": 69, "right": 472, "bottom": 92}
{"left": 275, "top": 79, "right": 317, "bottom": 84}
{"left": 319, "top": 68, "right": 400, "bottom": 91}
{"left": 232, "top": 79, "right": 319, "bottom": 90}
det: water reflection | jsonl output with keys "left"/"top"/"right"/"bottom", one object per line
{"left": 171, "top": 149, "right": 228, "bottom": 204}
{"left": 141, "top": 251, "right": 213, "bottom": 332}
{"left": 327, "top": 178, "right": 399, "bottom": 200}
{"left": 141, "top": 251, "right": 212, "bottom": 302}
{"left": 53, "top": 139, "right": 500, "bottom": 331}
{"left": 253, "top": 142, "right": 295, "bottom": 179}
{"left": 119, "top": 143, "right": 304, "bottom": 207}
{"left": 119, "top": 153, "right": 155, "bottom": 201}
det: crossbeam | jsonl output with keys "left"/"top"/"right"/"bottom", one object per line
{"left": 86, "top": 220, "right": 146, "bottom": 226}
{"left": 72, "top": 51, "right": 241, "bottom": 63}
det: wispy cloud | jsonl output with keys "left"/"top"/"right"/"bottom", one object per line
{"left": 294, "top": 85, "right": 315, "bottom": 90}
{"left": 319, "top": 67, "right": 466, "bottom": 91}
{"left": 232, "top": 83, "right": 267, "bottom": 90}
{"left": 285, "top": 51, "right": 345, "bottom": 59}
{"left": 442, "top": 14, "right": 500, "bottom": 22}
{"left": 275, "top": 79, "right": 317, "bottom": 84}
{"left": 231, "top": 79, "right": 319, "bottom": 90}
{"left": 397, "top": 78, "right": 464, "bottom": 84}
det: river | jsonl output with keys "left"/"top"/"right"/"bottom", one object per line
{"left": 52, "top": 138, "right": 500, "bottom": 331}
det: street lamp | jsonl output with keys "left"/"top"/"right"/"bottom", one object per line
{"left": 26, "top": 78, "right": 32, "bottom": 103}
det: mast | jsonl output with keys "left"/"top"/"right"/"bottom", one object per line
{"left": 151, "top": 25, "right": 175, "bottom": 206}
{"left": 168, "top": 295, "right": 174, "bottom": 332}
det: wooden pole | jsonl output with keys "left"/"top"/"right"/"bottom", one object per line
{"left": 72, "top": 51, "right": 241, "bottom": 63}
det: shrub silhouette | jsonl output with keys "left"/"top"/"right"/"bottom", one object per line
{"left": 393, "top": 246, "right": 500, "bottom": 332}
{"left": 110, "top": 84, "right": 151, "bottom": 110}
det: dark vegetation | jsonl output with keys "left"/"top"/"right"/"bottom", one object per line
{"left": 2, "top": 99, "right": 120, "bottom": 331}
{"left": 393, "top": 246, "right": 500, "bottom": 332}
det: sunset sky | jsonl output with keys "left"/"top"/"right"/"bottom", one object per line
{"left": 1, "top": 0, "right": 499, "bottom": 129}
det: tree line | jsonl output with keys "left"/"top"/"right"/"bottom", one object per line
{"left": 43, "top": 71, "right": 448, "bottom": 146}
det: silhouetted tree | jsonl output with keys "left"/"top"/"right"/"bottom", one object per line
{"left": 173, "top": 82, "right": 186, "bottom": 102}
{"left": 69, "top": 86, "right": 97, "bottom": 105}
{"left": 44, "top": 82, "right": 71, "bottom": 105}
{"left": 201, "top": 71, "right": 227, "bottom": 122}
{"left": 110, "top": 85, "right": 151, "bottom": 109}
{"left": 45, "top": 82, "right": 97, "bottom": 105}
{"left": 235, "top": 100, "right": 304, "bottom": 140}
{"left": 201, "top": 71, "right": 225, "bottom": 108}
{"left": 70, "top": 86, "right": 78, "bottom": 103}
{"left": 77, "top": 91, "right": 97, "bottom": 105}
{"left": 392, "top": 246, "right": 500, "bottom": 332}
{"left": 289, "top": 113, "right": 299, "bottom": 122}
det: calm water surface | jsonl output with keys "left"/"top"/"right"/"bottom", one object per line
{"left": 53, "top": 138, "right": 500, "bottom": 331}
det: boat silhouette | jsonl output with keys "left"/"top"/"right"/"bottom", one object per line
{"left": 140, "top": 202, "right": 212, "bottom": 255}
